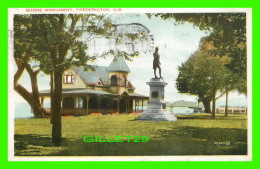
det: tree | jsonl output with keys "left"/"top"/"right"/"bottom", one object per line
{"left": 220, "top": 68, "right": 238, "bottom": 116}
{"left": 14, "top": 14, "right": 150, "bottom": 146}
{"left": 176, "top": 40, "right": 231, "bottom": 118}
{"left": 14, "top": 15, "right": 48, "bottom": 117}
{"left": 148, "top": 13, "right": 247, "bottom": 95}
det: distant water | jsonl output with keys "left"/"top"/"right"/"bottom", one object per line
{"left": 15, "top": 102, "right": 34, "bottom": 118}
{"left": 14, "top": 102, "right": 51, "bottom": 118}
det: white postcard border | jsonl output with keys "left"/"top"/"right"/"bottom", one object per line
{"left": 8, "top": 8, "right": 252, "bottom": 161}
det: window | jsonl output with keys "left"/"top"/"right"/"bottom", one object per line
{"left": 78, "top": 97, "right": 84, "bottom": 108}
{"left": 111, "top": 75, "right": 117, "bottom": 86}
{"left": 121, "top": 76, "right": 126, "bottom": 86}
{"left": 75, "top": 97, "right": 85, "bottom": 108}
{"left": 64, "top": 74, "right": 75, "bottom": 84}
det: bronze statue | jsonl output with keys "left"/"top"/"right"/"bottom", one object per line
{"left": 153, "top": 47, "right": 162, "bottom": 78}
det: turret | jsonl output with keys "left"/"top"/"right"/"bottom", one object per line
{"left": 107, "top": 56, "right": 131, "bottom": 94}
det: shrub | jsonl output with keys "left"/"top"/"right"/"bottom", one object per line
{"left": 89, "top": 113, "right": 103, "bottom": 116}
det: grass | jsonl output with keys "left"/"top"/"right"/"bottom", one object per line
{"left": 14, "top": 113, "right": 248, "bottom": 156}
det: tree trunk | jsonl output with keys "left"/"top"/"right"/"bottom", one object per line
{"left": 14, "top": 63, "right": 47, "bottom": 118}
{"left": 225, "top": 91, "right": 229, "bottom": 117}
{"left": 14, "top": 83, "right": 46, "bottom": 118}
{"left": 211, "top": 91, "right": 216, "bottom": 119}
{"left": 28, "top": 66, "right": 47, "bottom": 117}
{"left": 50, "top": 71, "right": 54, "bottom": 124}
{"left": 51, "top": 14, "right": 73, "bottom": 146}
{"left": 52, "top": 69, "right": 63, "bottom": 147}
{"left": 201, "top": 98, "right": 211, "bottom": 114}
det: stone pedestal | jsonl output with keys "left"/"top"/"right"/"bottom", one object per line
{"left": 136, "top": 78, "right": 177, "bottom": 121}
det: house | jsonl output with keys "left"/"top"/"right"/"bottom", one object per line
{"left": 39, "top": 56, "right": 149, "bottom": 115}
{"left": 167, "top": 100, "right": 204, "bottom": 114}
{"left": 217, "top": 106, "right": 247, "bottom": 114}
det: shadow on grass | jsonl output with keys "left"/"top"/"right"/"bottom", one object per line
{"left": 15, "top": 126, "right": 247, "bottom": 156}
{"left": 155, "top": 126, "right": 247, "bottom": 155}
{"left": 175, "top": 114, "right": 246, "bottom": 120}
{"left": 14, "top": 134, "right": 71, "bottom": 156}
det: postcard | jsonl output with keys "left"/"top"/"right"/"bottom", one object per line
{"left": 8, "top": 8, "right": 252, "bottom": 161}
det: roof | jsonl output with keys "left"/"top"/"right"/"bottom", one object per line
{"left": 128, "top": 92, "right": 149, "bottom": 98}
{"left": 73, "top": 66, "right": 109, "bottom": 85}
{"left": 72, "top": 57, "right": 131, "bottom": 85}
{"left": 39, "top": 88, "right": 148, "bottom": 98}
{"left": 107, "top": 56, "right": 131, "bottom": 73}
{"left": 39, "top": 88, "right": 118, "bottom": 96}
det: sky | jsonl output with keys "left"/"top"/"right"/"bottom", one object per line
{"left": 13, "top": 13, "right": 248, "bottom": 107}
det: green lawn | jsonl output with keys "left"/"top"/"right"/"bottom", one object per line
{"left": 14, "top": 113, "right": 248, "bottom": 156}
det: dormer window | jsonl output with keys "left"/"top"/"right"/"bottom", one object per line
{"left": 98, "top": 79, "right": 104, "bottom": 86}
{"left": 64, "top": 74, "right": 75, "bottom": 84}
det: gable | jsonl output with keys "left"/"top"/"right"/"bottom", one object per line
{"left": 63, "top": 69, "right": 87, "bottom": 89}
{"left": 121, "top": 91, "right": 129, "bottom": 97}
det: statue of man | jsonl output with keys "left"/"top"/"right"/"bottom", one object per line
{"left": 153, "top": 47, "right": 162, "bottom": 78}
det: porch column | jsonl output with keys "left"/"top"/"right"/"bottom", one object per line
{"left": 60, "top": 97, "right": 64, "bottom": 116}
{"left": 40, "top": 97, "right": 45, "bottom": 106}
{"left": 134, "top": 99, "right": 137, "bottom": 112}
{"left": 74, "top": 97, "right": 78, "bottom": 108}
{"left": 61, "top": 98, "right": 63, "bottom": 108}
{"left": 125, "top": 99, "right": 128, "bottom": 113}
{"left": 61, "top": 98, "right": 63, "bottom": 111}
{"left": 127, "top": 99, "right": 130, "bottom": 113}
{"left": 117, "top": 98, "right": 120, "bottom": 113}
{"left": 142, "top": 99, "right": 144, "bottom": 112}
{"left": 86, "top": 96, "right": 89, "bottom": 115}
{"left": 98, "top": 95, "right": 101, "bottom": 113}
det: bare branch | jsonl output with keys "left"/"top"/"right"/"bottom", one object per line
{"left": 69, "top": 14, "right": 79, "bottom": 33}
{"left": 215, "top": 91, "right": 226, "bottom": 100}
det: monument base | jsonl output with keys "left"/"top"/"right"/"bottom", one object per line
{"left": 136, "top": 109, "right": 177, "bottom": 121}
{"left": 135, "top": 78, "right": 177, "bottom": 121}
